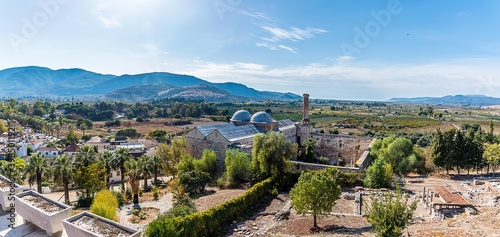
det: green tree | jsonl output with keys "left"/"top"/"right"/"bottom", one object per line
{"left": 157, "top": 137, "right": 187, "bottom": 178}
{"left": 366, "top": 186, "right": 417, "bottom": 237}
{"left": 290, "top": 168, "right": 342, "bottom": 228}
{"left": 252, "top": 131, "right": 297, "bottom": 179}
{"left": 99, "top": 150, "right": 114, "bottom": 188}
{"left": 113, "top": 147, "right": 132, "bottom": 191}
{"left": 65, "top": 125, "right": 79, "bottom": 143}
{"left": 139, "top": 155, "right": 152, "bottom": 191}
{"left": 74, "top": 162, "right": 107, "bottom": 207}
{"left": 195, "top": 149, "right": 218, "bottom": 179}
{"left": 303, "top": 138, "right": 318, "bottom": 163}
{"left": 370, "top": 136, "right": 424, "bottom": 175}
{"left": 179, "top": 170, "right": 211, "bottom": 195}
{"left": 224, "top": 149, "right": 251, "bottom": 183}
{"left": 364, "top": 158, "right": 393, "bottom": 189}
{"left": 149, "top": 155, "right": 164, "bottom": 186}
{"left": 26, "top": 154, "right": 51, "bottom": 193}
{"left": 52, "top": 154, "right": 74, "bottom": 204}
{"left": 125, "top": 157, "right": 142, "bottom": 206}
{"left": 0, "top": 157, "right": 26, "bottom": 185}
{"left": 75, "top": 145, "right": 97, "bottom": 168}
{"left": 483, "top": 143, "right": 500, "bottom": 175}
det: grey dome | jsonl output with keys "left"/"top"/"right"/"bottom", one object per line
{"left": 231, "top": 110, "right": 252, "bottom": 122}
{"left": 250, "top": 112, "right": 274, "bottom": 124}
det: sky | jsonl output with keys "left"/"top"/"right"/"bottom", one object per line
{"left": 1, "top": 0, "right": 500, "bottom": 101}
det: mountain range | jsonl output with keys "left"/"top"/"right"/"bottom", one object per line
{"left": 0, "top": 66, "right": 302, "bottom": 102}
{"left": 389, "top": 95, "right": 500, "bottom": 106}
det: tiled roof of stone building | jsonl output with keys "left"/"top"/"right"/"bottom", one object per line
{"left": 217, "top": 124, "right": 260, "bottom": 141}
{"left": 197, "top": 123, "right": 236, "bottom": 137}
{"left": 278, "top": 119, "right": 295, "bottom": 128}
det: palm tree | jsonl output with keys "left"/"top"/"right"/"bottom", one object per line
{"left": 139, "top": 155, "right": 151, "bottom": 191}
{"left": 113, "top": 147, "right": 132, "bottom": 191}
{"left": 79, "top": 123, "right": 88, "bottom": 137}
{"left": 149, "top": 155, "right": 164, "bottom": 186}
{"left": 26, "top": 153, "right": 51, "bottom": 193}
{"left": 125, "top": 157, "right": 142, "bottom": 206}
{"left": 99, "top": 150, "right": 114, "bottom": 188}
{"left": 75, "top": 145, "right": 97, "bottom": 168}
{"left": 52, "top": 154, "right": 74, "bottom": 204}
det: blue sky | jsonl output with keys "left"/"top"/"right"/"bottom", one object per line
{"left": 1, "top": 0, "right": 500, "bottom": 100}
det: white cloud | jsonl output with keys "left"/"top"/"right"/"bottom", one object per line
{"left": 277, "top": 45, "right": 298, "bottom": 54}
{"left": 174, "top": 57, "right": 500, "bottom": 100}
{"left": 260, "top": 26, "right": 327, "bottom": 42}
{"left": 98, "top": 16, "right": 121, "bottom": 28}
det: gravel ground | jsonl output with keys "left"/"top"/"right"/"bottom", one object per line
{"left": 118, "top": 192, "right": 174, "bottom": 232}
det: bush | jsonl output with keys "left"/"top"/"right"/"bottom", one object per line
{"left": 179, "top": 170, "right": 211, "bottom": 195}
{"left": 144, "top": 178, "right": 275, "bottom": 237}
{"left": 271, "top": 187, "right": 279, "bottom": 198}
{"left": 136, "top": 116, "right": 144, "bottom": 122}
{"left": 152, "top": 186, "right": 159, "bottom": 201}
{"left": 112, "top": 190, "right": 127, "bottom": 206}
{"left": 90, "top": 189, "right": 118, "bottom": 221}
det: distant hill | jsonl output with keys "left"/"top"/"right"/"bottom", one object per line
{"left": 0, "top": 66, "right": 301, "bottom": 101}
{"left": 389, "top": 95, "right": 500, "bottom": 106}
{"left": 101, "top": 83, "right": 250, "bottom": 102}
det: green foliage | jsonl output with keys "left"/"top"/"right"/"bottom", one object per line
{"left": 148, "top": 129, "right": 169, "bottom": 143}
{"left": 364, "top": 159, "right": 393, "bottom": 189}
{"left": 195, "top": 150, "right": 218, "bottom": 179}
{"left": 177, "top": 154, "right": 195, "bottom": 176}
{"left": 115, "top": 128, "right": 139, "bottom": 138}
{"left": 90, "top": 189, "right": 119, "bottom": 221}
{"left": 112, "top": 190, "right": 127, "bottom": 206}
{"left": 252, "top": 131, "right": 297, "bottom": 180}
{"left": 271, "top": 187, "right": 279, "bottom": 198}
{"left": 157, "top": 137, "right": 187, "bottom": 178}
{"left": 144, "top": 178, "right": 274, "bottom": 237}
{"left": 432, "top": 128, "right": 484, "bottom": 174}
{"left": 0, "top": 157, "right": 26, "bottom": 185}
{"left": 223, "top": 149, "right": 251, "bottom": 184}
{"left": 65, "top": 125, "right": 79, "bottom": 143}
{"left": 74, "top": 162, "right": 107, "bottom": 207}
{"left": 302, "top": 138, "right": 318, "bottom": 163}
{"left": 367, "top": 186, "right": 417, "bottom": 237}
{"left": 178, "top": 170, "right": 211, "bottom": 195}
{"left": 370, "top": 136, "right": 425, "bottom": 175}
{"left": 152, "top": 186, "right": 159, "bottom": 201}
{"left": 26, "top": 153, "right": 51, "bottom": 194}
{"left": 290, "top": 168, "right": 342, "bottom": 227}
{"left": 162, "top": 196, "right": 197, "bottom": 219}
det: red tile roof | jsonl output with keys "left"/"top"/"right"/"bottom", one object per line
{"left": 435, "top": 186, "right": 469, "bottom": 205}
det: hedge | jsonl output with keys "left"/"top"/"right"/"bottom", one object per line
{"left": 144, "top": 178, "right": 274, "bottom": 237}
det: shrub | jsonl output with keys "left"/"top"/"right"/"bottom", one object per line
{"left": 125, "top": 187, "right": 133, "bottom": 201}
{"left": 90, "top": 189, "right": 118, "bottom": 221}
{"left": 178, "top": 170, "right": 211, "bottom": 195}
{"left": 152, "top": 186, "right": 159, "bottom": 201}
{"left": 144, "top": 178, "right": 275, "bottom": 237}
{"left": 112, "top": 190, "right": 126, "bottom": 206}
{"left": 136, "top": 116, "right": 144, "bottom": 122}
{"left": 271, "top": 187, "right": 279, "bottom": 198}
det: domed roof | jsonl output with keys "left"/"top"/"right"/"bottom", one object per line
{"left": 250, "top": 111, "right": 274, "bottom": 124}
{"left": 231, "top": 110, "right": 252, "bottom": 122}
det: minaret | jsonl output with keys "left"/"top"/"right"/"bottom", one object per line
{"left": 302, "top": 93, "right": 310, "bottom": 125}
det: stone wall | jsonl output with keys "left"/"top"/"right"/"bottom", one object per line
{"left": 311, "top": 133, "right": 373, "bottom": 167}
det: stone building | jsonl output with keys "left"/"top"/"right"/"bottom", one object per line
{"left": 186, "top": 94, "right": 312, "bottom": 160}
{"left": 186, "top": 93, "right": 374, "bottom": 171}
